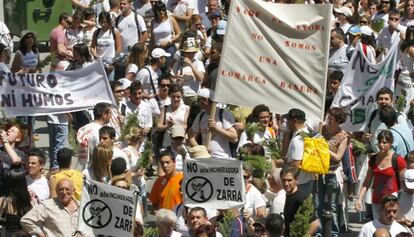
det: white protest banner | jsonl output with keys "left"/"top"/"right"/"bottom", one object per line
{"left": 331, "top": 40, "right": 398, "bottom": 132}
{"left": 0, "top": 60, "right": 115, "bottom": 117}
{"left": 78, "top": 179, "right": 138, "bottom": 237}
{"left": 183, "top": 158, "right": 245, "bottom": 209}
{"left": 213, "top": 0, "right": 331, "bottom": 121}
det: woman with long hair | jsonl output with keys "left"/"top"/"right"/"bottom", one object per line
{"left": 66, "top": 43, "right": 93, "bottom": 71}
{"left": 0, "top": 168, "right": 32, "bottom": 236}
{"left": 401, "top": 0, "right": 414, "bottom": 26}
{"left": 125, "top": 43, "right": 148, "bottom": 80}
{"left": 157, "top": 84, "right": 189, "bottom": 148}
{"left": 150, "top": 1, "right": 181, "bottom": 69}
{"left": 356, "top": 130, "right": 407, "bottom": 219}
{"left": 90, "top": 11, "right": 122, "bottom": 81}
{"left": 11, "top": 30, "right": 40, "bottom": 73}
{"left": 82, "top": 144, "right": 113, "bottom": 183}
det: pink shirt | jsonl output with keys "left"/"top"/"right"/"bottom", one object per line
{"left": 49, "top": 26, "right": 67, "bottom": 59}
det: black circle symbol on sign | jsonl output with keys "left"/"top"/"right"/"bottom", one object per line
{"left": 186, "top": 176, "right": 213, "bottom": 203}
{"left": 82, "top": 199, "right": 112, "bottom": 228}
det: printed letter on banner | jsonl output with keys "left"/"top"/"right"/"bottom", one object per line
{"left": 213, "top": 0, "right": 332, "bottom": 121}
{"left": 183, "top": 158, "right": 245, "bottom": 209}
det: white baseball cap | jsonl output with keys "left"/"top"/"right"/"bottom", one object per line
{"left": 151, "top": 48, "right": 171, "bottom": 58}
{"left": 334, "top": 7, "right": 353, "bottom": 18}
{"left": 118, "top": 78, "right": 132, "bottom": 90}
{"left": 404, "top": 169, "right": 414, "bottom": 190}
{"left": 197, "top": 88, "right": 214, "bottom": 99}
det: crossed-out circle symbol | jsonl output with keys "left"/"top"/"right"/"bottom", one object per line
{"left": 185, "top": 176, "right": 213, "bottom": 203}
{"left": 82, "top": 199, "right": 112, "bottom": 228}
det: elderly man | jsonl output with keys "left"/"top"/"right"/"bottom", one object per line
{"left": 21, "top": 179, "right": 81, "bottom": 237}
{"left": 156, "top": 209, "right": 182, "bottom": 237}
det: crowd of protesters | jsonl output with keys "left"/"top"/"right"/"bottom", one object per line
{"left": 2, "top": 0, "right": 414, "bottom": 236}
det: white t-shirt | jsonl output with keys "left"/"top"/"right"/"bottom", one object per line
{"left": 286, "top": 127, "right": 313, "bottom": 185}
{"left": 245, "top": 184, "right": 267, "bottom": 218}
{"left": 166, "top": 0, "right": 198, "bottom": 30}
{"left": 172, "top": 58, "right": 205, "bottom": 97}
{"left": 66, "top": 28, "right": 85, "bottom": 49}
{"left": 113, "top": 146, "right": 130, "bottom": 170}
{"left": 77, "top": 122, "right": 103, "bottom": 163}
{"left": 26, "top": 175, "right": 50, "bottom": 202}
{"left": 358, "top": 219, "right": 409, "bottom": 237}
{"left": 397, "top": 190, "right": 414, "bottom": 221}
{"left": 136, "top": 66, "right": 162, "bottom": 96}
{"left": 270, "top": 189, "right": 286, "bottom": 215}
{"left": 191, "top": 108, "right": 235, "bottom": 159}
{"left": 96, "top": 28, "right": 117, "bottom": 61}
{"left": 123, "top": 100, "right": 153, "bottom": 129}
{"left": 116, "top": 12, "right": 147, "bottom": 53}
{"left": 83, "top": 27, "right": 97, "bottom": 47}
{"left": 377, "top": 26, "right": 406, "bottom": 62}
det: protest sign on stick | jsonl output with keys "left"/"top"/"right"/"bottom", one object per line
{"left": 331, "top": 40, "right": 398, "bottom": 132}
{"left": 183, "top": 158, "right": 245, "bottom": 209}
{"left": 213, "top": 0, "right": 332, "bottom": 121}
{"left": 78, "top": 179, "right": 138, "bottom": 237}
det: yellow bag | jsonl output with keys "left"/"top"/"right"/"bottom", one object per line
{"left": 300, "top": 137, "right": 330, "bottom": 175}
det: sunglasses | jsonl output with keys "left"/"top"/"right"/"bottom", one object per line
{"left": 389, "top": 17, "right": 399, "bottom": 21}
{"left": 160, "top": 84, "right": 170, "bottom": 87}
{"left": 382, "top": 1, "right": 390, "bottom": 4}
{"left": 381, "top": 194, "right": 398, "bottom": 205}
{"left": 360, "top": 20, "right": 368, "bottom": 24}
{"left": 243, "top": 175, "right": 251, "bottom": 180}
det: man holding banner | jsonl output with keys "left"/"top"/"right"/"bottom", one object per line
{"left": 188, "top": 88, "right": 238, "bottom": 159}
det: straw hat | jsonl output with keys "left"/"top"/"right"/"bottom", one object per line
{"left": 189, "top": 145, "right": 210, "bottom": 158}
{"left": 181, "top": 37, "right": 199, "bottom": 53}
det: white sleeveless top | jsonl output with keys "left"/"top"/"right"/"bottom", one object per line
{"left": 162, "top": 103, "right": 189, "bottom": 147}
{"left": 96, "top": 28, "right": 117, "bottom": 61}
{"left": 152, "top": 19, "right": 173, "bottom": 47}
{"left": 83, "top": 27, "right": 97, "bottom": 47}
{"left": 66, "top": 28, "right": 84, "bottom": 49}
{"left": 19, "top": 50, "right": 39, "bottom": 68}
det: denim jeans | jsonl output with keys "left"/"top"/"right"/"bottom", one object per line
{"left": 317, "top": 174, "right": 340, "bottom": 237}
{"left": 47, "top": 123, "right": 68, "bottom": 170}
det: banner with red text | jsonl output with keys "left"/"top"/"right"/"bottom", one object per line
{"left": 331, "top": 41, "right": 398, "bottom": 132}
{"left": 213, "top": 0, "right": 332, "bottom": 121}
{"left": 0, "top": 60, "right": 116, "bottom": 117}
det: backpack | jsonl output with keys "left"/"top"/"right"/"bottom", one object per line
{"left": 299, "top": 131, "right": 330, "bottom": 175}
{"left": 367, "top": 109, "right": 403, "bottom": 132}
{"left": 197, "top": 109, "right": 238, "bottom": 158}
{"left": 368, "top": 152, "right": 401, "bottom": 189}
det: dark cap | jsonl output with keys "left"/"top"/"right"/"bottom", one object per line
{"left": 253, "top": 217, "right": 267, "bottom": 227}
{"left": 209, "top": 10, "right": 222, "bottom": 19}
{"left": 110, "top": 157, "right": 127, "bottom": 176}
{"left": 284, "top": 108, "right": 306, "bottom": 121}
